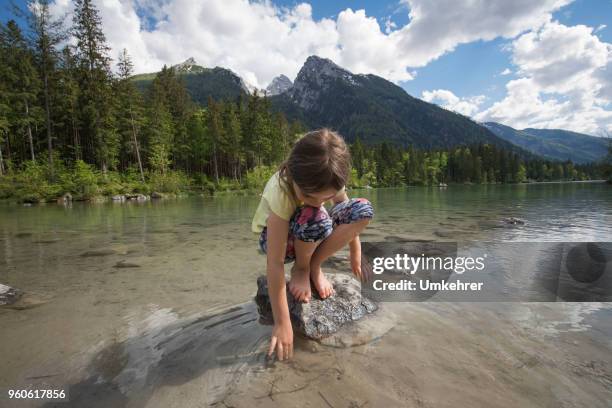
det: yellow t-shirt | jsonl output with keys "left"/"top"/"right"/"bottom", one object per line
{"left": 251, "top": 171, "right": 345, "bottom": 233}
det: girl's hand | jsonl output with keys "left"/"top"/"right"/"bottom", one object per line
{"left": 268, "top": 320, "right": 293, "bottom": 361}
{"left": 350, "top": 249, "right": 363, "bottom": 281}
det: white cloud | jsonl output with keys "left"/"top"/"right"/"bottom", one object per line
{"left": 421, "top": 89, "right": 486, "bottom": 116}
{"left": 47, "top": 0, "right": 573, "bottom": 88}
{"left": 594, "top": 24, "right": 606, "bottom": 33}
{"left": 395, "top": 0, "right": 572, "bottom": 67}
{"left": 500, "top": 68, "right": 512, "bottom": 75}
{"left": 477, "top": 21, "right": 612, "bottom": 135}
{"left": 510, "top": 21, "right": 609, "bottom": 93}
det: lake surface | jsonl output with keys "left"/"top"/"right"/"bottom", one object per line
{"left": 1, "top": 182, "right": 611, "bottom": 407}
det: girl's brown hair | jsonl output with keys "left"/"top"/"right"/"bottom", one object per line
{"left": 278, "top": 128, "right": 351, "bottom": 200}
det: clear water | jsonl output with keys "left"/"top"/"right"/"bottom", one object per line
{"left": 0, "top": 182, "right": 611, "bottom": 407}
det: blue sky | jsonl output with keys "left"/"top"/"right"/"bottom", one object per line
{"left": 2, "top": 0, "right": 611, "bottom": 135}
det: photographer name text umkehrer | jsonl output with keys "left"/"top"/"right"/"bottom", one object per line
{"left": 372, "top": 279, "right": 484, "bottom": 291}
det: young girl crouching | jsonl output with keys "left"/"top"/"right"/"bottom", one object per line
{"left": 251, "top": 128, "right": 374, "bottom": 360}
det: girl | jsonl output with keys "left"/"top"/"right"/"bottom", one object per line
{"left": 251, "top": 128, "right": 374, "bottom": 361}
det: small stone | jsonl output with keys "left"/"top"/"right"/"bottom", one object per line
{"left": 0, "top": 283, "right": 23, "bottom": 306}
{"left": 501, "top": 217, "right": 525, "bottom": 226}
{"left": 80, "top": 249, "right": 117, "bottom": 257}
{"left": 433, "top": 229, "right": 454, "bottom": 238}
{"left": 112, "top": 195, "right": 126, "bottom": 202}
{"left": 113, "top": 260, "right": 141, "bottom": 268}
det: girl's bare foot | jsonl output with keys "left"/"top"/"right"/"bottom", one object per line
{"left": 310, "top": 264, "right": 335, "bottom": 299}
{"left": 289, "top": 264, "right": 311, "bottom": 302}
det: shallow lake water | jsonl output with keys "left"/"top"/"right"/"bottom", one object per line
{"left": 0, "top": 182, "right": 611, "bottom": 407}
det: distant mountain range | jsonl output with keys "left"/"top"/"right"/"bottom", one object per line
{"left": 267, "top": 56, "right": 526, "bottom": 151}
{"left": 483, "top": 122, "right": 609, "bottom": 164}
{"left": 130, "top": 56, "right": 609, "bottom": 162}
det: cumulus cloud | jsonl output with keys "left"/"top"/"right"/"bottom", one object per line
{"left": 421, "top": 89, "right": 486, "bottom": 116}
{"left": 477, "top": 21, "right": 612, "bottom": 135}
{"left": 500, "top": 68, "right": 512, "bottom": 75}
{"left": 47, "top": 0, "right": 572, "bottom": 88}
{"left": 395, "top": 0, "right": 572, "bottom": 67}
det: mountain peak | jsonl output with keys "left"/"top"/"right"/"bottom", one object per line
{"left": 266, "top": 74, "right": 293, "bottom": 96}
{"left": 173, "top": 57, "right": 202, "bottom": 73}
{"left": 291, "top": 55, "right": 359, "bottom": 109}
{"left": 300, "top": 55, "right": 351, "bottom": 79}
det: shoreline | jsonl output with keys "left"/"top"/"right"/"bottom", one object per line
{"left": 0, "top": 179, "right": 607, "bottom": 206}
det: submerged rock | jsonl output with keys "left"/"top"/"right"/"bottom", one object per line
{"left": 433, "top": 229, "right": 454, "bottom": 238}
{"left": 0, "top": 283, "right": 23, "bottom": 306}
{"left": 254, "top": 273, "right": 378, "bottom": 340}
{"left": 80, "top": 249, "right": 117, "bottom": 257}
{"left": 113, "top": 260, "right": 141, "bottom": 268}
{"left": 502, "top": 217, "right": 526, "bottom": 226}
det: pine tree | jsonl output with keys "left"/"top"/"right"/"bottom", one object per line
{"left": 187, "top": 108, "right": 209, "bottom": 174}
{"left": 24, "top": 0, "right": 66, "bottom": 178}
{"left": 207, "top": 97, "right": 223, "bottom": 183}
{"left": 1, "top": 20, "right": 41, "bottom": 162}
{"left": 55, "top": 46, "right": 81, "bottom": 160}
{"left": 222, "top": 102, "right": 243, "bottom": 181}
{"left": 72, "top": 0, "right": 118, "bottom": 173}
{"left": 116, "top": 48, "right": 145, "bottom": 181}
{"left": 351, "top": 137, "right": 365, "bottom": 178}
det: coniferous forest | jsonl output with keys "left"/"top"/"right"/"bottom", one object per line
{"left": 0, "top": 0, "right": 609, "bottom": 203}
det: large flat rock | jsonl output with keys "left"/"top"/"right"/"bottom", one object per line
{"left": 254, "top": 273, "right": 378, "bottom": 340}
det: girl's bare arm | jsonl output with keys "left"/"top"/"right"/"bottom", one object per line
{"left": 265, "top": 212, "right": 293, "bottom": 360}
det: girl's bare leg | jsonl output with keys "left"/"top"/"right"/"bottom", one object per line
{"left": 288, "top": 239, "right": 320, "bottom": 302}
{"left": 310, "top": 219, "right": 370, "bottom": 298}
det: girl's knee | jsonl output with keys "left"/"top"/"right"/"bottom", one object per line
{"left": 331, "top": 197, "right": 374, "bottom": 226}
{"left": 290, "top": 205, "right": 333, "bottom": 242}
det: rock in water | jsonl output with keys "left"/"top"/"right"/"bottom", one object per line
{"left": 80, "top": 249, "right": 117, "bottom": 257}
{"left": 113, "top": 260, "right": 141, "bottom": 268}
{"left": 502, "top": 217, "right": 525, "bottom": 225}
{"left": 254, "top": 273, "right": 377, "bottom": 340}
{"left": 0, "top": 283, "right": 23, "bottom": 306}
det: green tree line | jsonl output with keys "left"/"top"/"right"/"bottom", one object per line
{"left": 349, "top": 139, "right": 601, "bottom": 188}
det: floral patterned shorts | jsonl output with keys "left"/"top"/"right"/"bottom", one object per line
{"left": 258, "top": 198, "right": 374, "bottom": 264}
